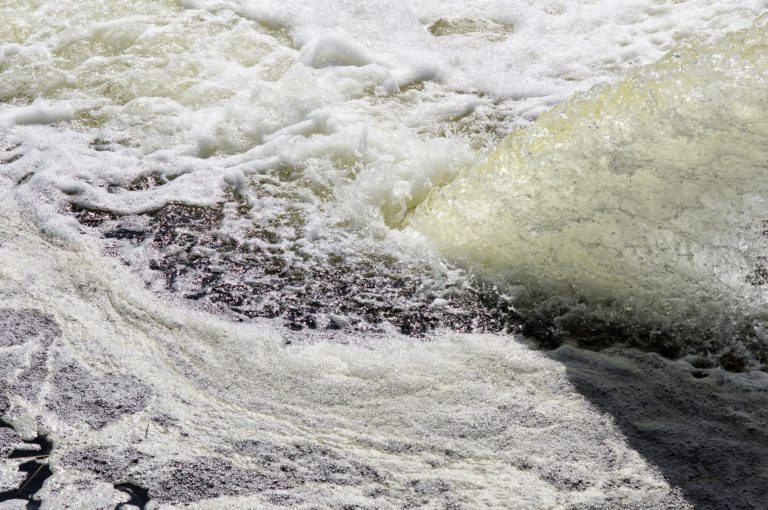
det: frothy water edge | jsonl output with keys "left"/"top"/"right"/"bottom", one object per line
{"left": 2, "top": 0, "right": 768, "bottom": 507}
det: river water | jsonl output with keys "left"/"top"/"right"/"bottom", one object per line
{"left": 1, "top": 1, "right": 767, "bottom": 508}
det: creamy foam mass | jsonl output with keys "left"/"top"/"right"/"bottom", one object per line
{"left": 412, "top": 19, "right": 768, "bottom": 350}
{"left": 1, "top": 0, "right": 768, "bottom": 508}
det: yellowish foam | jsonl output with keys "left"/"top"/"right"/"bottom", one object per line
{"left": 412, "top": 20, "right": 768, "bottom": 332}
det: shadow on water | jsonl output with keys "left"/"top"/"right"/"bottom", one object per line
{"left": 547, "top": 345, "right": 768, "bottom": 510}
{"left": 0, "top": 421, "right": 53, "bottom": 510}
{"left": 114, "top": 482, "right": 151, "bottom": 510}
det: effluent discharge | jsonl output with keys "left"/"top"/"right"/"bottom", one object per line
{"left": 0, "top": 1, "right": 767, "bottom": 508}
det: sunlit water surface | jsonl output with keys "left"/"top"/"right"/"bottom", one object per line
{"left": 1, "top": 0, "right": 767, "bottom": 508}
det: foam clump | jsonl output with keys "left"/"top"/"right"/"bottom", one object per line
{"left": 0, "top": 44, "right": 22, "bottom": 59}
{"left": 299, "top": 35, "right": 375, "bottom": 68}
{"left": 10, "top": 100, "right": 73, "bottom": 126}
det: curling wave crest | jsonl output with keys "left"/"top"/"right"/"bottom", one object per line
{"left": 412, "top": 20, "right": 768, "bottom": 357}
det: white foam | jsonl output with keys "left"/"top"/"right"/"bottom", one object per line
{"left": 10, "top": 100, "right": 73, "bottom": 126}
{"left": 0, "top": 0, "right": 761, "bottom": 248}
{"left": 1, "top": 0, "right": 767, "bottom": 506}
{"left": 0, "top": 191, "right": 691, "bottom": 507}
{"left": 300, "top": 35, "right": 376, "bottom": 69}
{"left": 0, "top": 0, "right": 762, "bottom": 243}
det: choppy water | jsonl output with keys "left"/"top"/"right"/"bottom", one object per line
{"left": 414, "top": 19, "right": 768, "bottom": 357}
{"left": 1, "top": 0, "right": 768, "bottom": 508}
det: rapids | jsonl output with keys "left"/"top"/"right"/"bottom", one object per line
{"left": 1, "top": 1, "right": 768, "bottom": 508}
{"left": 413, "top": 20, "right": 768, "bottom": 356}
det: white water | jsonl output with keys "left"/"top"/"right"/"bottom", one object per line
{"left": 413, "top": 20, "right": 768, "bottom": 347}
{"left": 0, "top": 206, "right": 697, "bottom": 508}
{"left": 1, "top": 0, "right": 768, "bottom": 507}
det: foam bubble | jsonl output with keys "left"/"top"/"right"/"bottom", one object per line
{"left": 10, "top": 100, "right": 73, "bottom": 126}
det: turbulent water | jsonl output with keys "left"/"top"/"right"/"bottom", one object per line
{"left": 1, "top": 0, "right": 768, "bottom": 508}
{"left": 414, "top": 19, "right": 768, "bottom": 356}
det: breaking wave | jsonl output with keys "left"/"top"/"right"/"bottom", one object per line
{"left": 412, "top": 19, "right": 768, "bottom": 358}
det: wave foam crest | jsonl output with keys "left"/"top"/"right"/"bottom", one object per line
{"left": 413, "top": 20, "right": 768, "bottom": 355}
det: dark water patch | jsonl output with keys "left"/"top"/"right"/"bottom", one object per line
{"left": 45, "top": 359, "right": 151, "bottom": 430}
{"left": 402, "top": 478, "right": 463, "bottom": 509}
{"left": 233, "top": 439, "right": 383, "bottom": 487}
{"left": 0, "top": 423, "right": 53, "bottom": 510}
{"left": 0, "top": 141, "right": 22, "bottom": 165}
{"left": 0, "top": 309, "right": 149, "bottom": 431}
{"left": 16, "top": 172, "right": 34, "bottom": 185}
{"left": 114, "top": 483, "right": 150, "bottom": 510}
{"left": 88, "top": 137, "right": 137, "bottom": 153}
{"left": 126, "top": 171, "right": 181, "bottom": 191}
{"left": 61, "top": 447, "right": 144, "bottom": 482}
{"left": 67, "top": 197, "right": 521, "bottom": 338}
{"left": 127, "top": 173, "right": 165, "bottom": 191}
{"left": 407, "top": 477, "right": 450, "bottom": 496}
{"left": 0, "top": 421, "right": 22, "bottom": 458}
{"left": 0, "top": 309, "right": 60, "bottom": 348}
{"left": 1, "top": 140, "right": 21, "bottom": 152}
{"left": 65, "top": 449, "right": 289, "bottom": 505}
{"left": 536, "top": 465, "right": 590, "bottom": 492}
{"left": 89, "top": 138, "right": 113, "bottom": 152}
{"left": 151, "top": 456, "right": 290, "bottom": 504}
{"left": 746, "top": 255, "right": 768, "bottom": 286}
{"left": 69, "top": 205, "right": 117, "bottom": 228}
{"left": 0, "top": 309, "right": 60, "bottom": 406}
{"left": 64, "top": 440, "right": 389, "bottom": 506}
{"left": 688, "top": 356, "right": 716, "bottom": 370}
{"left": 1, "top": 153, "right": 22, "bottom": 165}
{"left": 12, "top": 348, "right": 52, "bottom": 404}
{"left": 717, "top": 346, "right": 748, "bottom": 373}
